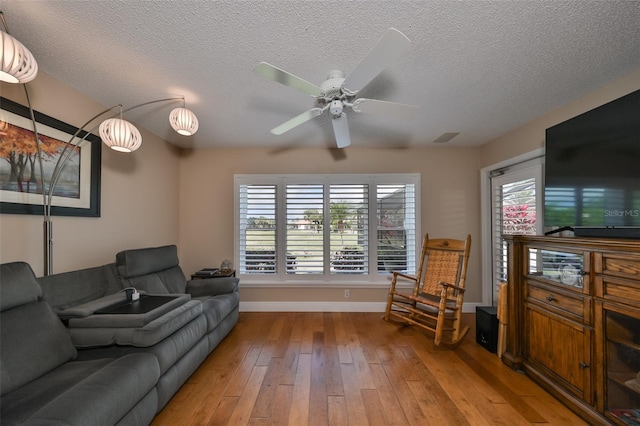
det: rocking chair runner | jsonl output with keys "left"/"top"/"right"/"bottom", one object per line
{"left": 384, "top": 233, "right": 472, "bottom": 347}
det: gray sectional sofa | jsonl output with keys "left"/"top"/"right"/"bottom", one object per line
{"left": 0, "top": 245, "right": 239, "bottom": 425}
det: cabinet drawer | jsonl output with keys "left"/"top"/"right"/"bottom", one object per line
{"left": 595, "top": 275, "right": 640, "bottom": 307}
{"left": 527, "top": 283, "right": 589, "bottom": 322}
{"left": 596, "top": 253, "right": 640, "bottom": 280}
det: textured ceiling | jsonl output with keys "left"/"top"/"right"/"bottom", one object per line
{"left": 2, "top": 1, "right": 639, "bottom": 150}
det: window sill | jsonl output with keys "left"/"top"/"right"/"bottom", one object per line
{"left": 238, "top": 278, "right": 414, "bottom": 290}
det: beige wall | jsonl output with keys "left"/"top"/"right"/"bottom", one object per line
{"left": 178, "top": 146, "right": 483, "bottom": 305}
{"left": 0, "top": 72, "right": 181, "bottom": 275}
{"left": 480, "top": 69, "right": 640, "bottom": 168}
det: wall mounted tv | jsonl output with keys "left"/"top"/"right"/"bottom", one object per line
{"left": 544, "top": 89, "right": 640, "bottom": 239}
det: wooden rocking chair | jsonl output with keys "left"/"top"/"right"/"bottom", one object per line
{"left": 384, "top": 233, "right": 472, "bottom": 347}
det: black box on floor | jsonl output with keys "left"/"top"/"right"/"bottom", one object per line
{"left": 476, "top": 306, "right": 498, "bottom": 353}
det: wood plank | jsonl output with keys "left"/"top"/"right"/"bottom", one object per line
{"left": 324, "top": 346, "right": 344, "bottom": 397}
{"left": 405, "top": 379, "right": 451, "bottom": 425}
{"left": 327, "top": 396, "right": 348, "bottom": 425}
{"left": 225, "top": 346, "right": 262, "bottom": 397}
{"left": 251, "top": 357, "right": 285, "bottom": 418}
{"left": 226, "top": 365, "right": 268, "bottom": 425}
{"left": 207, "top": 396, "right": 239, "bottom": 426}
{"left": 309, "top": 331, "right": 329, "bottom": 425}
{"left": 360, "top": 389, "right": 388, "bottom": 426}
{"left": 368, "top": 363, "right": 410, "bottom": 425}
{"left": 288, "top": 353, "right": 312, "bottom": 426}
{"left": 331, "top": 312, "right": 354, "bottom": 364}
{"left": 339, "top": 363, "right": 370, "bottom": 426}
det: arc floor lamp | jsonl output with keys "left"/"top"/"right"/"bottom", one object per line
{"left": 1, "top": 12, "right": 199, "bottom": 275}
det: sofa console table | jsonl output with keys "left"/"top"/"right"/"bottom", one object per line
{"left": 57, "top": 292, "right": 201, "bottom": 348}
{"left": 503, "top": 235, "right": 640, "bottom": 425}
{"left": 95, "top": 294, "right": 179, "bottom": 315}
{"left": 191, "top": 268, "right": 236, "bottom": 279}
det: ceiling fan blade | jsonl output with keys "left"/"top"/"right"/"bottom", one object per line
{"left": 270, "top": 108, "right": 324, "bottom": 135}
{"left": 254, "top": 62, "right": 323, "bottom": 97}
{"left": 342, "top": 28, "right": 411, "bottom": 95}
{"left": 351, "top": 98, "right": 420, "bottom": 118}
{"left": 331, "top": 113, "right": 351, "bottom": 148}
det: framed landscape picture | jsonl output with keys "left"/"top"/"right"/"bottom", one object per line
{"left": 0, "top": 97, "right": 101, "bottom": 217}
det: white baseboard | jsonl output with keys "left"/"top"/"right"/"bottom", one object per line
{"left": 239, "top": 301, "right": 482, "bottom": 313}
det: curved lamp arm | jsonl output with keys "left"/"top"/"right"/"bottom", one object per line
{"left": 31, "top": 96, "right": 188, "bottom": 275}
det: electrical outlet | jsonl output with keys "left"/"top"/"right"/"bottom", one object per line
{"left": 344, "top": 289, "right": 350, "bottom": 298}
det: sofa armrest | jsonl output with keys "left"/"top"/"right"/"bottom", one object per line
{"left": 186, "top": 277, "right": 239, "bottom": 297}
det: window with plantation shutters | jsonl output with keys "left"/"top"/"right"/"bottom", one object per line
{"left": 235, "top": 174, "right": 419, "bottom": 283}
{"left": 377, "top": 184, "right": 416, "bottom": 273}
{"left": 287, "top": 184, "right": 324, "bottom": 274}
{"left": 490, "top": 161, "right": 542, "bottom": 304}
{"left": 239, "top": 183, "right": 277, "bottom": 274}
{"left": 329, "top": 184, "right": 369, "bottom": 274}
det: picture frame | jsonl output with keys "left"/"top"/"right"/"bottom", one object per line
{"left": 0, "top": 97, "right": 101, "bottom": 217}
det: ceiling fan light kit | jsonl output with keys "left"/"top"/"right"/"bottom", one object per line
{"left": 253, "top": 28, "right": 420, "bottom": 148}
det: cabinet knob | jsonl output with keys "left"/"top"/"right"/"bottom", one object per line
{"left": 579, "top": 362, "right": 590, "bottom": 369}
{"left": 546, "top": 295, "right": 555, "bottom": 302}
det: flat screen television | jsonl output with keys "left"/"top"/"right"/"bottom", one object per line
{"left": 544, "top": 89, "right": 640, "bottom": 239}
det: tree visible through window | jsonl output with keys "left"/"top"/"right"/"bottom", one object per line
{"left": 490, "top": 161, "right": 542, "bottom": 304}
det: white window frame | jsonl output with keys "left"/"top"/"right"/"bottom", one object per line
{"left": 234, "top": 173, "right": 421, "bottom": 286}
{"left": 480, "top": 149, "right": 544, "bottom": 305}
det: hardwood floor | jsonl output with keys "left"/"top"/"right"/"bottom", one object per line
{"left": 152, "top": 312, "right": 587, "bottom": 425}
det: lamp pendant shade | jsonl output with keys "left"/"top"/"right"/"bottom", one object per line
{"left": 99, "top": 118, "right": 142, "bottom": 152}
{"left": 169, "top": 107, "right": 199, "bottom": 136}
{"left": 0, "top": 31, "right": 38, "bottom": 83}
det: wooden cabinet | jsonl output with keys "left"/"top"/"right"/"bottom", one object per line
{"left": 504, "top": 235, "right": 640, "bottom": 425}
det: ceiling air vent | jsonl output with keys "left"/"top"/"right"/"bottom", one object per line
{"left": 432, "top": 132, "right": 460, "bottom": 144}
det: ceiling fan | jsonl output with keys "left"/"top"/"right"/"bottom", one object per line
{"left": 253, "top": 28, "right": 419, "bottom": 148}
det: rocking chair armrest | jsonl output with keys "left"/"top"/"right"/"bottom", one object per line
{"left": 392, "top": 271, "right": 419, "bottom": 282}
{"left": 389, "top": 271, "right": 419, "bottom": 292}
{"left": 439, "top": 281, "right": 466, "bottom": 292}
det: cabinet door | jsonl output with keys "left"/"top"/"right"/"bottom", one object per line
{"left": 526, "top": 303, "right": 593, "bottom": 403}
{"left": 599, "top": 301, "right": 640, "bottom": 424}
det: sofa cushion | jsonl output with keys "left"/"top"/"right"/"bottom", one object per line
{"left": 116, "top": 245, "right": 189, "bottom": 294}
{"left": 38, "top": 263, "right": 122, "bottom": 313}
{"left": 197, "top": 291, "right": 240, "bottom": 333}
{"left": 121, "top": 266, "right": 188, "bottom": 295}
{"left": 0, "top": 263, "right": 78, "bottom": 396}
{"left": 75, "top": 313, "right": 208, "bottom": 375}
{"left": 1, "top": 300, "right": 78, "bottom": 396}
{"left": 0, "top": 262, "right": 42, "bottom": 312}
{"left": 116, "top": 245, "right": 179, "bottom": 276}
{"left": 0, "top": 353, "right": 159, "bottom": 425}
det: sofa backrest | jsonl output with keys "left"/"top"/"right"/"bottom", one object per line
{"left": 38, "top": 263, "right": 122, "bottom": 313}
{"left": 0, "top": 262, "right": 77, "bottom": 396}
{"left": 116, "top": 245, "right": 188, "bottom": 294}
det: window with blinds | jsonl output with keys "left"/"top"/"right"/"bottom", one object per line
{"left": 287, "top": 184, "right": 324, "bottom": 274}
{"left": 377, "top": 184, "right": 416, "bottom": 273}
{"left": 239, "top": 184, "right": 277, "bottom": 273}
{"left": 329, "top": 184, "right": 369, "bottom": 274}
{"left": 235, "top": 174, "right": 419, "bottom": 282}
{"left": 490, "top": 161, "right": 542, "bottom": 304}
